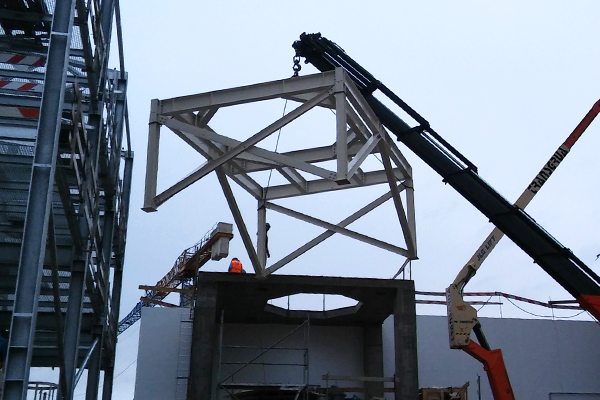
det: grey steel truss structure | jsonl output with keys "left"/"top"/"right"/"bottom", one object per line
{"left": 144, "top": 68, "right": 416, "bottom": 277}
{"left": 0, "top": 0, "right": 132, "bottom": 399}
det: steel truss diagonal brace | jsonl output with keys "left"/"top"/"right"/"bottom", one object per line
{"left": 166, "top": 122, "right": 263, "bottom": 199}
{"left": 379, "top": 140, "right": 416, "bottom": 257}
{"left": 216, "top": 169, "right": 263, "bottom": 275}
{"left": 266, "top": 202, "right": 409, "bottom": 257}
{"left": 164, "top": 118, "right": 335, "bottom": 186}
{"left": 265, "top": 183, "right": 407, "bottom": 275}
{"left": 148, "top": 88, "right": 333, "bottom": 210}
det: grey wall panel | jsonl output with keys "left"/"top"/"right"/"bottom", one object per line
{"left": 134, "top": 307, "right": 191, "bottom": 400}
{"left": 416, "top": 316, "right": 600, "bottom": 400}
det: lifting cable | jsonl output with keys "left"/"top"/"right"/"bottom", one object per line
{"left": 264, "top": 99, "right": 288, "bottom": 198}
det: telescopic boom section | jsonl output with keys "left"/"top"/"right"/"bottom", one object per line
{"left": 293, "top": 33, "right": 600, "bottom": 321}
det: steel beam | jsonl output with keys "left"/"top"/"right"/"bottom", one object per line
{"left": 158, "top": 71, "right": 336, "bottom": 115}
{"left": 263, "top": 169, "right": 403, "bottom": 200}
{"left": 2, "top": 0, "right": 76, "bottom": 398}
{"left": 216, "top": 169, "right": 263, "bottom": 275}
{"left": 143, "top": 99, "right": 160, "bottom": 211}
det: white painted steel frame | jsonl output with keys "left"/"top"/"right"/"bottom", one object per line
{"left": 144, "top": 68, "right": 417, "bottom": 276}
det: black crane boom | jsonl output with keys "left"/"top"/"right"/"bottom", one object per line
{"left": 293, "top": 32, "right": 600, "bottom": 301}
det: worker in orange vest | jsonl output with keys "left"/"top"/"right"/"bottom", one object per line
{"left": 228, "top": 257, "right": 245, "bottom": 273}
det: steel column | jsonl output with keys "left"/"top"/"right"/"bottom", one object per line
{"left": 102, "top": 155, "right": 133, "bottom": 400}
{"left": 2, "top": 0, "right": 76, "bottom": 398}
{"left": 257, "top": 201, "right": 267, "bottom": 268}
{"left": 48, "top": 212, "right": 68, "bottom": 399}
{"left": 87, "top": 72, "right": 127, "bottom": 400}
{"left": 60, "top": 258, "right": 88, "bottom": 400}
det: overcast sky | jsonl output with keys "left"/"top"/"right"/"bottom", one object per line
{"left": 61, "top": 1, "right": 600, "bottom": 398}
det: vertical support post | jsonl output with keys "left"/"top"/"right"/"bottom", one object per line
{"left": 334, "top": 68, "right": 348, "bottom": 184}
{"left": 98, "top": 0, "right": 115, "bottom": 91}
{"left": 405, "top": 178, "right": 417, "bottom": 258}
{"left": 144, "top": 99, "right": 161, "bottom": 211}
{"left": 2, "top": 0, "right": 76, "bottom": 398}
{"left": 363, "top": 325, "right": 384, "bottom": 399}
{"left": 102, "top": 155, "right": 134, "bottom": 400}
{"left": 61, "top": 258, "right": 88, "bottom": 400}
{"left": 257, "top": 201, "right": 267, "bottom": 268}
{"left": 87, "top": 70, "right": 127, "bottom": 400}
{"left": 48, "top": 212, "right": 68, "bottom": 399}
{"left": 188, "top": 282, "right": 218, "bottom": 400}
{"left": 393, "top": 283, "right": 418, "bottom": 400}
{"left": 84, "top": 340, "right": 102, "bottom": 400}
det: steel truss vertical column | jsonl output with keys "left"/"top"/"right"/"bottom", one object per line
{"left": 48, "top": 211, "right": 68, "bottom": 399}
{"left": 86, "top": 72, "right": 127, "bottom": 400}
{"left": 102, "top": 154, "right": 133, "bottom": 400}
{"left": 61, "top": 257, "right": 88, "bottom": 400}
{"left": 2, "top": 0, "right": 76, "bottom": 398}
{"left": 257, "top": 201, "right": 267, "bottom": 268}
{"left": 334, "top": 68, "right": 349, "bottom": 184}
{"left": 98, "top": 0, "right": 115, "bottom": 91}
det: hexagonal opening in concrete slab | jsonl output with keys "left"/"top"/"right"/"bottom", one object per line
{"left": 268, "top": 293, "right": 359, "bottom": 312}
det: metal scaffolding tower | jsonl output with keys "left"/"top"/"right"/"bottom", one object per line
{"left": 0, "top": 0, "right": 132, "bottom": 399}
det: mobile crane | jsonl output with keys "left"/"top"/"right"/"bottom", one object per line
{"left": 292, "top": 32, "right": 600, "bottom": 400}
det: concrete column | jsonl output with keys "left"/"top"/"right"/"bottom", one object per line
{"left": 187, "top": 282, "right": 218, "bottom": 400}
{"left": 363, "top": 325, "right": 384, "bottom": 399}
{"left": 393, "top": 284, "right": 418, "bottom": 400}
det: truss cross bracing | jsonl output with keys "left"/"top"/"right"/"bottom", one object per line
{"left": 144, "top": 68, "right": 416, "bottom": 277}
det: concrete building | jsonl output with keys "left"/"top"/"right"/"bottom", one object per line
{"left": 133, "top": 273, "right": 600, "bottom": 400}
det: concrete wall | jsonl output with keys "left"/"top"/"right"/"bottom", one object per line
{"left": 135, "top": 309, "right": 600, "bottom": 400}
{"left": 221, "top": 323, "right": 363, "bottom": 387}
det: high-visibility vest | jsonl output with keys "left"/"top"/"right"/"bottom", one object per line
{"left": 229, "top": 259, "right": 243, "bottom": 273}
